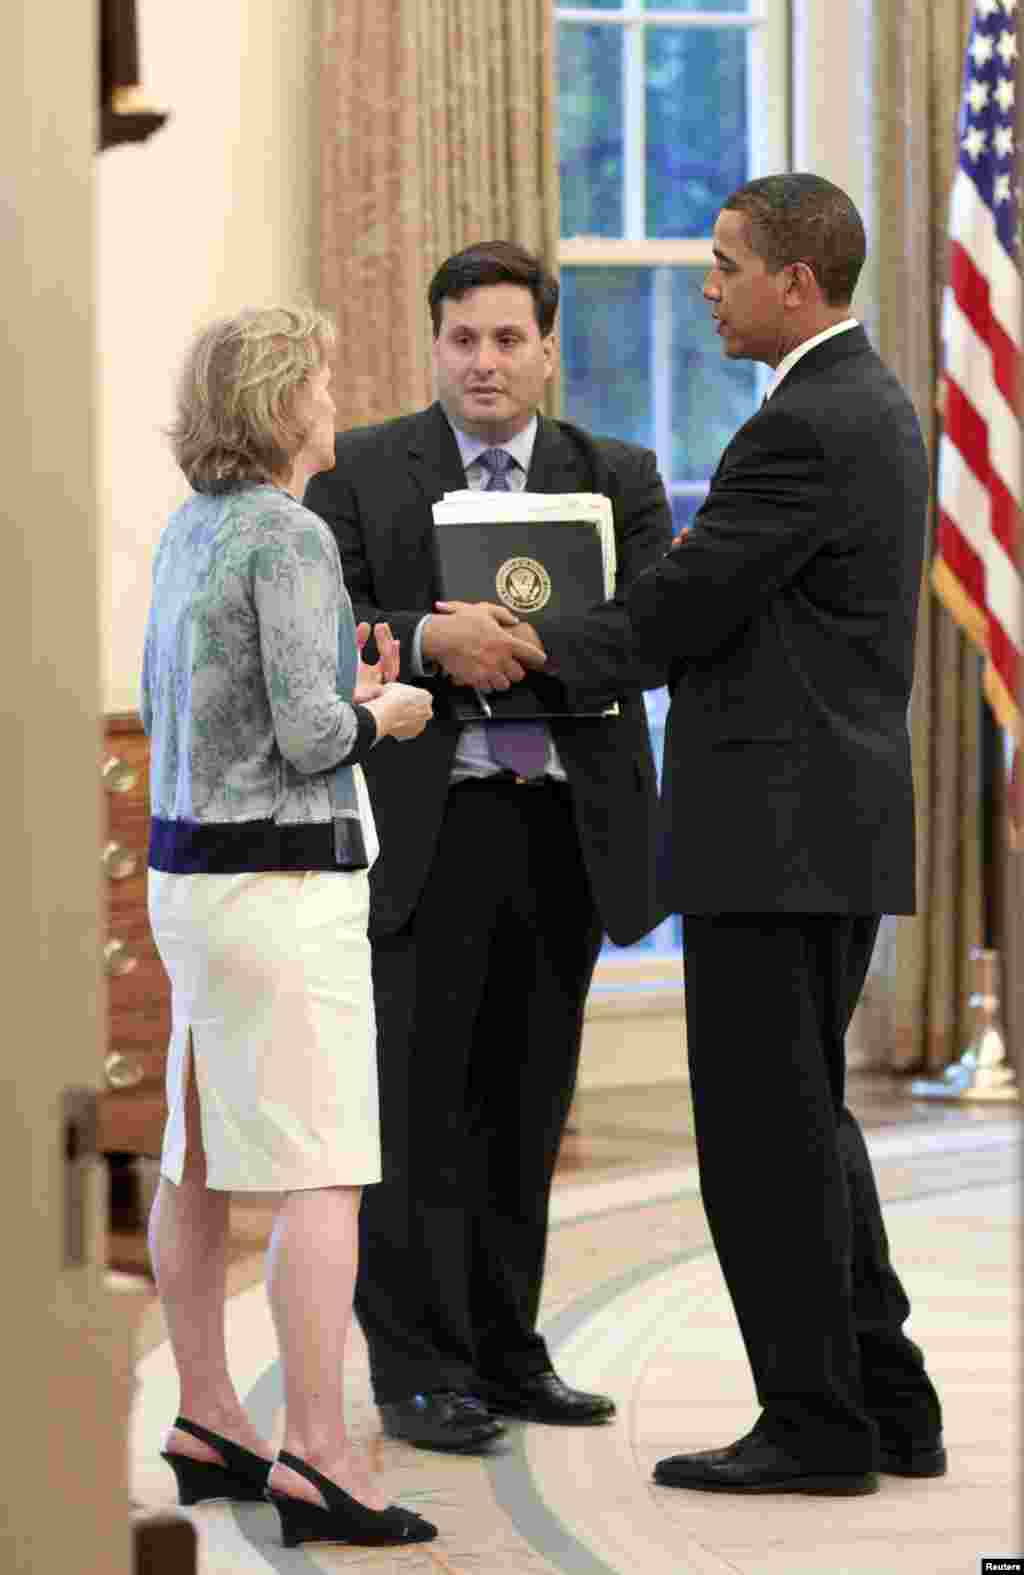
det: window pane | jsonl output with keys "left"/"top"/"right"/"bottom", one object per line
{"left": 670, "top": 491, "right": 707, "bottom": 535}
{"left": 558, "top": 25, "right": 624, "bottom": 238}
{"left": 561, "top": 268, "right": 654, "bottom": 449}
{"left": 602, "top": 912, "right": 683, "bottom": 954}
{"left": 646, "top": 28, "right": 748, "bottom": 238}
{"left": 669, "top": 267, "right": 756, "bottom": 479}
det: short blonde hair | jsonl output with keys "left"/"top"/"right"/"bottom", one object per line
{"left": 169, "top": 305, "right": 336, "bottom": 493}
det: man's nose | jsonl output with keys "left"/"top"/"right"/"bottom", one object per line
{"left": 472, "top": 340, "right": 499, "bottom": 370}
{"left": 703, "top": 272, "right": 720, "bottom": 301}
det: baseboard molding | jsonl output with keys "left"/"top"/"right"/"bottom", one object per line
{"left": 579, "top": 955, "right": 892, "bottom": 1088}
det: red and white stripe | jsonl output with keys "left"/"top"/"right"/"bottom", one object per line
{"left": 936, "top": 166, "right": 1022, "bottom": 744}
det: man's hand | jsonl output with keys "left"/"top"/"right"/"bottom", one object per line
{"left": 353, "top": 621, "right": 400, "bottom": 701}
{"left": 423, "top": 600, "right": 548, "bottom": 690}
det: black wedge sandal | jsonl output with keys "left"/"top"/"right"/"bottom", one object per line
{"left": 160, "top": 1416, "right": 273, "bottom": 1506}
{"left": 264, "top": 1450, "right": 438, "bottom": 1547}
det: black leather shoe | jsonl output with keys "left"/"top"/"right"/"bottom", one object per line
{"left": 478, "top": 1370, "right": 616, "bottom": 1425}
{"left": 879, "top": 1434, "right": 947, "bottom": 1477}
{"left": 654, "top": 1430, "right": 878, "bottom": 1496}
{"left": 377, "top": 1390, "right": 505, "bottom": 1452}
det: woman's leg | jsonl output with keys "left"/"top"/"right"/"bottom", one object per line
{"left": 265, "top": 1184, "right": 388, "bottom": 1509}
{"left": 147, "top": 1042, "right": 273, "bottom": 1464}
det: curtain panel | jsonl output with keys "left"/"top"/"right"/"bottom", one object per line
{"left": 320, "top": 0, "right": 558, "bottom": 430}
{"left": 868, "top": 0, "right": 984, "bottom": 1071}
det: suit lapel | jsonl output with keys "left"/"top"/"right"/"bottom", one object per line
{"left": 767, "top": 324, "right": 872, "bottom": 400}
{"left": 526, "top": 416, "right": 590, "bottom": 494}
{"left": 407, "top": 403, "right": 467, "bottom": 507}
{"left": 710, "top": 327, "right": 874, "bottom": 493}
{"left": 410, "top": 408, "right": 593, "bottom": 499}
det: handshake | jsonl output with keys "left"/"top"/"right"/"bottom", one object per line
{"left": 422, "top": 599, "right": 549, "bottom": 691}
{"left": 352, "top": 603, "right": 548, "bottom": 742}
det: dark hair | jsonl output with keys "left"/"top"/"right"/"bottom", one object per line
{"left": 428, "top": 241, "right": 559, "bottom": 337}
{"left": 723, "top": 174, "right": 866, "bottom": 306}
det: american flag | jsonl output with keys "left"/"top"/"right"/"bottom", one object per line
{"left": 934, "top": 0, "right": 1022, "bottom": 841}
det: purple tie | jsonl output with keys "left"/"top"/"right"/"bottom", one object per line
{"left": 477, "top": 448, "right": 549, "bottom": 780}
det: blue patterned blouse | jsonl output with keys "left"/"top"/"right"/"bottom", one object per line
{"left": 141, "top": 484, "right": 376, "bottom": 873}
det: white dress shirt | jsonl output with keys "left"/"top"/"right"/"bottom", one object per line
{"left": 413, "top": 413, "right": 567, "bottom": 781}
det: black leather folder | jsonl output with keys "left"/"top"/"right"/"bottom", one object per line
{"left": 431, "top": 515, "right": 613, "bottom": 721}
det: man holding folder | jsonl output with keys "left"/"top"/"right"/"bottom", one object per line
{"left": 305, "top": 240, "right": 672, "bottom": 1451}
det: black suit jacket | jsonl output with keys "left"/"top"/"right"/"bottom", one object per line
{"left": 304, "top": 402, "right": 673, "bottom": 943}
{"left": 627, "top": 327, "right": 928, "bottom": 915}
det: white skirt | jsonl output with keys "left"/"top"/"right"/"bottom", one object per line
{"left": 149, "top": 799, "right": 380, "bottom": 1192}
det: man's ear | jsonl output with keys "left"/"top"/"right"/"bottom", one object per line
{"left": 785, "top": 261, "right": 818, "bottom": 304}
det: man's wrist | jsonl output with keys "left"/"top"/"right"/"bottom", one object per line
{"left": 413, "top": 614, "right": 441, "bottom": 676}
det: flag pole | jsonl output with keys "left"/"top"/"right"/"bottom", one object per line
{"left": 911, "top": 705, "right": 1018, "bottom": 1102}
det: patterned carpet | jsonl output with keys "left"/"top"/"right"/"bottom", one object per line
{"left": 130, "top": 1110, "right": 1021, "bottom": 1574}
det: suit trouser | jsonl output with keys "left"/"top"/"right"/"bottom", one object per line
{"left": 682, "top": 914, "right": 942, "bottom": 1469}
{"left": 356, "top": 777, "right": 604, "bottom": 1402}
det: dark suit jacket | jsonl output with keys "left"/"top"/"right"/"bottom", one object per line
{"left": 627, "top": 327, "right": 928, "bottom": 915}
{"left": 304, "top": 402, "right": 673, "bottom": 943}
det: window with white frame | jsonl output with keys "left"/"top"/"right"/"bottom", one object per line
{"left": 556, "top": 0, "right": 790, "bottom": 956}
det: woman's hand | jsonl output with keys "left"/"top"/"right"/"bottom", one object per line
{"left": 353, "top": 621, "right": 400, "bottom": 701}
{"left": 365, "top": 682, "right": 433, "bottom": 741}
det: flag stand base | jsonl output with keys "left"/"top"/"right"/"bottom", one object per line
{"left": 910, "top": 948, "right": 1019, "bottom": 1102}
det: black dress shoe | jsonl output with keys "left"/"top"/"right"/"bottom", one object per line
{"left": 878, "top": 1434, "right": 947, "bottom": 1477}
{"left": 654, "top": 1429, "right": 878, "bottom": 1496}
{"left": 377, "top": 1390, "right": 505, "bottom": 1452}
{"left": 478, "top": 1370, "right": 616, "bottom": 1425}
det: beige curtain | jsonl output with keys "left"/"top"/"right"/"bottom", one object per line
{"left": 320, "top": 0, "right": 559, "bottom": 431}
{"left": 866, "top": 0, "right": 983, "bottom": 1072}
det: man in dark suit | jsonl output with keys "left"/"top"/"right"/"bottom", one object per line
{"left": 627, "top": 174, "right": 945, "bottom": 1496}
{"left": 305, "top": 240, "right": 672, "bottom": 1451}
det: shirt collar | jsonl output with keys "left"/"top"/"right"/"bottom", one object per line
{"left": 447, "top": 413, "right": 539, "bottom": 477}
{"left": 765, "top": 318, "right": 859, "bottom": 401}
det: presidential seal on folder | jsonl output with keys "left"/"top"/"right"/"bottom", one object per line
{"left": 431, "top": 490, "right": 619, "bottom": 722}
{"left": 494, "top": 556, "right": 553, "bottom": 615}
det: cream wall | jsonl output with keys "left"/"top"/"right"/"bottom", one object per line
{"left": 792, "top": 0, "right": 879, "bottom": 335}
{"left": 98, "top": 0, "right": 320, "bottom": 712}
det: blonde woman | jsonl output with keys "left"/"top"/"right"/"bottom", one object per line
{"left": 141, "top": 306, "right": 436, "bottom": 1548}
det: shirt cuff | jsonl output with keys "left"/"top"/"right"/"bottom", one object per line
{"left": 412, "top": 614, "right": 440, "bottom": 677}
{"left": 338, "top": 704, "right": 379, "bottom": 765}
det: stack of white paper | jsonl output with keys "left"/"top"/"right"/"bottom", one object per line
{"left": 434, "top": 491, "right": 617, "bottom": 599}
